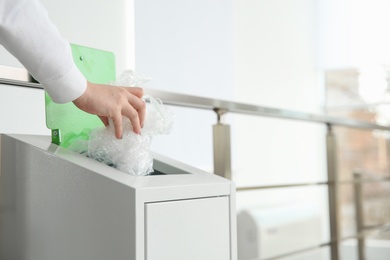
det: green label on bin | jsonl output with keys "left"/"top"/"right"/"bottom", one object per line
{"left": 51, "top": 129, "right": 61, "bottom": 145}
{"left": 45, "top": 44, "right": 116, "bottom": 147}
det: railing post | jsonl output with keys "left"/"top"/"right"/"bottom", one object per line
{"left": 387, "top": 136, "right": 390, "bottom": 175}
{"left": 326, "top": 124, "right": 340, "bottom": 260}
{"left": 353, "top": 171, "right": 366, "bottom": 260}
{"left": 213, "top": 109, "right": 232, "bottom": 179}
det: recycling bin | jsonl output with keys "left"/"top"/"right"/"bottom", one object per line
{"left": 0, "top": 134, "right": 236, "bottom": 260}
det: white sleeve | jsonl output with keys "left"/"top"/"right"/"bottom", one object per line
{"left": 0, "top": 0, "right": 86, "bottom": 104}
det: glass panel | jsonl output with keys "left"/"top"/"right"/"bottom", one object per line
{"left": 339, "top": 184, "right": 357, "bottom": 238}
{"left": 340, "top": 239, "right": 359, "bottom": 260}
{"left": 333, "top": 127, "right": 390, "bottom": 182}
{"left": 341, "top": 232, "right": 390, "bottom": 260}
{"left": 364, "top": 230, "right": 390, "bottom": 259}
{"left": 339, "top": 181, "right": 390, "bottom": 245}
{"left": 150, "top": 106, "right": 215, "bottom": 172}
{"left": 363, "top": 181, "right": 390, "bottom": 229}
{"left": 230, "top": 114, "right": 327, "bottom": 188}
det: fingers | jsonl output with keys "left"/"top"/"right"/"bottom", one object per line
{"left": 112, "top": 114, "right": 123, "bottom": 139}
{"left": 74, "top": 82, "right": 147, "bottom": 139}
{"left": 138, "top": 104, "right": 146, "bottom": 128}
{"left": 108, "top": 88, "right": 144, "bottom": 138}
{"left": 126, "top": 87, "right": 144, "bottom": 98}
{"left": 122, "top": 104, "right": 141, "bottom": 134}
{"left": 126, "top": 90, "right": 146, "bottom": 128}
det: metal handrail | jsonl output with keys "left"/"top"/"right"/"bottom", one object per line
{"left": 0, "top": 65, "right": 39, "bottom": 88}
{"left": 236, "top": 176, "right": 390, "bottom": 191}
{"left": 1, "top": 65, "right": 389, "bottom": 131}
{"left": 144, "top": 88, "right": 390, "bottom": 131}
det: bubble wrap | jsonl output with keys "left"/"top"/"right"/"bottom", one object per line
{"left": 70, "top": 70, "right": 173, "bottom": 176}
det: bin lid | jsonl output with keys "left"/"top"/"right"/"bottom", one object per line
{"left": 45, "top": 44, "right": 116, "bottom": 147}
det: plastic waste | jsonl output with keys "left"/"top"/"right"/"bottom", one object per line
{"left": 69, "top": 70, "right": 173, "bottom": 176}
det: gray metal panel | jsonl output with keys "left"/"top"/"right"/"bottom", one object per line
{"left": 213, "top": 123, "right": 232, "bottom": 179}
{"left": 0, "top": 134, "right": 137, "bottom": 260}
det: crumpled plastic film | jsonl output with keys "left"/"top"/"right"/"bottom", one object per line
{"left": 86, "top": 118, "right": 153, "bottom": 175}
{"left": 69, "top": 70, "right": 174, "bottom": 176}
{"left": 111, "top": 69, "right": 151, "bottom": 88}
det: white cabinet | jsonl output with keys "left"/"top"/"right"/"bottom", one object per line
{"left": 146, "top": 197, "right": 230, "bottom": 260}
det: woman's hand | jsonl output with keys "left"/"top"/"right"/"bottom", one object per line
{"left": 73, "top": 81, "right": 146, "bottom": 139}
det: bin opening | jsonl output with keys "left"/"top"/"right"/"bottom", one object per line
{"left": 83, "top": 155, "right": 189, "bottom": 176}
{"left": 149, "top": 170, "right": 166, "bottom": 175}
{"left": 149, "top": 159, "right": 191, "bottom": 176}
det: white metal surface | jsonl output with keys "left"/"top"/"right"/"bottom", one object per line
{"left": 0, "top": 84, "right": 49, "bottom": 135}
{"left": 145, "top": 197, "right": 230, "bottom": 260}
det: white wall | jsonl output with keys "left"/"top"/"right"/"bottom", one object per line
{"left": 232, "top": 0, "right": 329, "bottom": 245}
{"left": 318, "top": 0, "right": 390, "bottom": 69}
{"left": 232, "top": 0, "right": 326, "bottom": 193}
{"left": 40, "top": 0, "right": 135, "bottom": 73}
{"left": 1, "top": 0, "right": 135, "bottom": 72}
{"left": 0, "top": 0, "right": 134, "bottom": 135}
{"left": 134, "top": 0, "right": 234, "bottom": 170}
